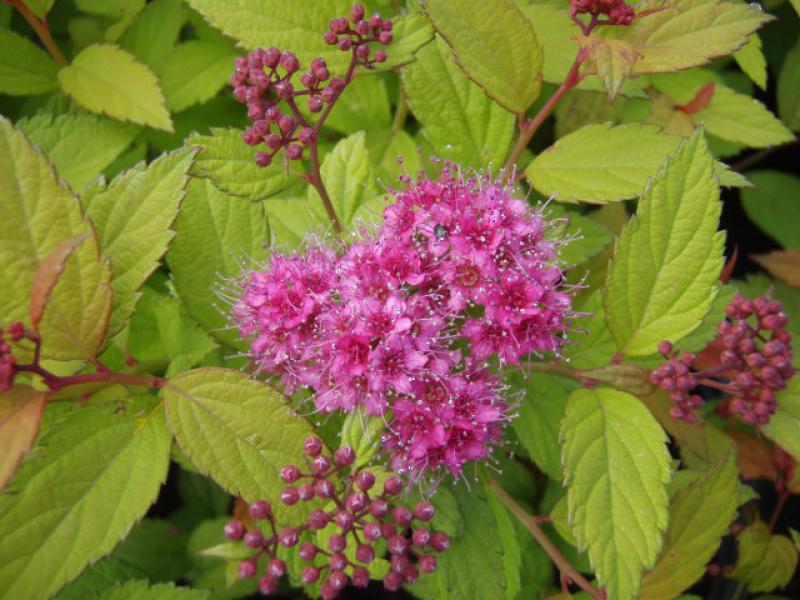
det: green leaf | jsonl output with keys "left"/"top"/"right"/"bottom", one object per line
{"left": 402, "top": 37, "right": 514, "bottom": 169}
{"left": 0, "top": 386, "right": 45, "bottom": 491}
{"left": 92, "top": 580, "right": 210, "bottom": 600}
{"left": 22, "top": 0, "right": 55, "bottom": 18}
{"left": 17, "top": 111, "right": 139, "bottom": 191}
{"left": 120, "top": 0, "right": 186, "bottom": 69}
{"left": 166, "top": 178, "right": 269, "bottom": 348}
{"left": 376, "top": 12, "right": 434, "bottom": 71}
{"left": 561, "top": 387, "right": 672, "bottom": 600}
{"left": 263, "top": 193, "right": 325, "bottom": 250}
{"left": 563, "top": 291, "right": 619, "bottom": 369}
{"left": 189, "top": 127, "right": 292, "bottom": 200}
{"left": 549, "top": 206, "right": 613, "bottom": 265}
{"left": 112, "top": 519, "right": 191, "bottom": 582}
{"left": 0, "top": 400, "right": 171, "bottom": 599}
{"left": 0, "top": 29, "right": 59, "bottom": 95}
{"left": 435, "top": 485, "right": 507, "bottom": 598}
{"left": 84, "top": 148, "right": 194, "bottom": 337}
{"left": 75, "top": 0, "right": 144, "bottom": 19}
{"left": 163, "top": 367, "right": 315, "bottom": 523}
{"left": 639, "top": 450, "right": 741, "bottom": 599}
{"left": 186, "top": 0, "right": 352, "bottom": 69}
{"left": 423, "top": 0, "right": 542, "bottom": 114}
{"left": 58, "top": 44, "right": 173, "bottom": 131}
{"left": 525, "top": 123, "right": 684, "bottom": 204}
{"left": 777, "top": 38, "right": 800, "bottom": 131}
{"left": 741, "top": 171, "right": 800, "bottom": 249}
{"left": 340, "top": 407, "right": 384, "bottom": 470}
{"left": 517, "top": 2, "right": 581, "bottom": 85}
{"left": 508, "top": 372, "right": 578, "bottom": 480}
{"left": 733, "top": 522, "right": 798, "bottom": 593}
{"left": 674, "top": 284, "right": 736, "bottom": 354}
{"left": 307, "top": 131, "right": 377, "bottom": 228}
{"left": 484, "top": 481, "right": 521, "bottom": 600}
{"left": 691, "top": 84, "right": 793, "bottom": 149}
{"left": 605, "top": 131, "right": 725, "bottom": 356}
{"left": 0, "top": 116, "right": 113, "bottom": 361}
{"left": 128, "top": 285, "right": 218, "bottom": 372}
{"left": 54, "top": 557, "right": 146, "bottom": 600}
{"left": 157, "top": 41, "right": 237, "bottom": 113}
{"left": 606, "top": 0, "right": 772, "bottom": 74}
{"left": 734, "top": 34, "right": 767, "bottom": 90}
{"left": 761, "top": 376, "right": 800, "bottom": 463}
{"left": 325, "top": 74, "right": 392, "bottom": 135}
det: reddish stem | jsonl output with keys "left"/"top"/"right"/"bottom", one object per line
{"left": 488, "top": 479, "right": 604, "bottom": 599}
{"left": 10, "top": 0, "right": 67, "bottom": 67}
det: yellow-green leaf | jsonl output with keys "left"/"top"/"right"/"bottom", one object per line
{"left": 163, "top": 368, "right": 315, "bottom": 524}
{"left": 83, "top": 148, "right": 195, "bottom": 337}
{"left": 607, "top": 0, "right": 772, "bottom": 74}
{"left": 561, "top": 387, "right": 672, "bottom": 600}
{"left": 0, "top": 29, "right": 59, "bottom": 95}
{"left": 639, "top": 450, "right": 740, "bottom": 599}
{"left": 0, "top": 116, "right": 112, "bottom": 361}
{"left": 761, "top": 377, "right": 800, "bottom": 463}
{"left": 734, "top": 34, "right": 767, "bottom": 90}
{"left": 157, "top": 41, "right": 237, "bottom": 113}
{"left": 605, "top": 131, "right": 725, "bottom": 356}
{"left": 58, "top": 44, "right": 173, "bottom": 131}
{"left": 733, "top": 522, "right": 798, "bottom": 593}
{"left": 777, "top": 38, "right": 800, "bottom": 131}
{"left": 423, "top": 0, "right": 542, "bottom": 113}
{"left": 0, "top": 386, "right": 45, "bottom": 491}
{"left": 402, "top": 37, "right": 515, "bottom": 169}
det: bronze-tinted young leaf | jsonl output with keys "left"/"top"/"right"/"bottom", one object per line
{"left": 29, "top": 234, "right": 89, "bottom": 333}
{"left": 752, "top": 250, "right": 800, "bottom": 288}
{"left": 0, "top": 386, "right": 45, "bottom": 491}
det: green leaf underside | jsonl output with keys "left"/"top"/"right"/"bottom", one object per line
{"left": 561, "top": 387, "right": 672, "bottom": 600}
{"left": 189, "top": 127, "right": 292, "bottom": 200}
{"left": 0, "top": 29, "right": 59, "bottom": 95}
{"left": 166, "top": 177, "right": 269, "bottom": 349}
{"left": 423, "top": 0, "right": 542, "bottom": 114}
{"left": 605, "top": 131, "right": 725, "bottom": 356}
{"left": 17, "top": 111, "right": 140, "bottom": 192}
{"left": 0, "top": 117, "right": 112, "bottom": 361}
{"left": 58, "top": 44, "right": 173, "bottom": 131}
{"left": 84, "top": 148, "right": 195, "bottom": 337}
{"left": 163, "top": 368, "right": 314, "bottom": 524}
{"left": 402, "top": 37, "right": 514, "bottom": 169}
{"left": 0, "top": 401, "right": 171, "bottom": 599}
{"left": 509, "top": 372, "right": 578, "bottom": 480}
{"left": 157, "top": 41, "right": 238, "bottom": 113}
{"left": 120, "top": 0, "right": 186, "bottom": 69}
{"left": 639, "top": 450, "right": 740, "bottom": 599}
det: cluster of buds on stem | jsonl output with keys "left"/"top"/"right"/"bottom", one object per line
{"left": 0, "top": 322, "right": 28, "bottom": 392}
{"left": 570, "top": 0, "right": 635, "bottom": 26}
{"left": 650, "top": 294, "right": 794, "bottom": 425}
{"left": 230, "top": 3, "right": 392, "bottom": 168}
{"left": 223, "top": 437, "right": 448, "bottom": 599}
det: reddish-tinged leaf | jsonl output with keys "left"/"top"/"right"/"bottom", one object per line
{"left": 0, "top": 386, "right": 45, "bottom": 490}
{"left": 752, "top": 250, "right": 800, "bottom": 288}
{"left": 28, "top": 233, "right": 89, "bottom": 333}
{"left": 726, "top": 428, "right": 778, "bottom": 482}
{"left": 720, "top": 246, "right": 738, "bottom": 284}
{"left": 676, "top": 82, "right": 716, "bottom": 115}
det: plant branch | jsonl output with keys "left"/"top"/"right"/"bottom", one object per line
{"left": 488, "top": 479, "right": 604, "bottom": 600}
{"left": 768, "top": 487, "right": 789, "bottom": 532}
{"left": 500, "top": 46, "right": 586, "bottom": 183}
{"left": 10, "top": 0, "right": 68, "bottom": 67}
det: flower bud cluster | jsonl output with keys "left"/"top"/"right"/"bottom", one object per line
{"left": 570, "top": 0, "right": 635, "bottom": 25}
{"left": 0, "top": 322, "right": 26, "bottom": 392}
{"left": 650, "top": 294, "right": 794, "bottom": 425}
{"left": 232, "top": 166, "right": 573, "bottom": 480}
{"left": 230, "top": 3, "right": 391, "bottom": 168}
{"left": 223, "top": 438, "right": 448, "bottom": 599}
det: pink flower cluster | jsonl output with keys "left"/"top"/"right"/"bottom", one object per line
{"left": 233, "top": 167, "right": 572, "bottom": 480}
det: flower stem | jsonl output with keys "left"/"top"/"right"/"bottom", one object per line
{"left": 500, "top": 49, "right": 585, "bottom": 183}
{"left": 488, "top": 479, "right": 604, "bottom": 600}
{"left": 10, "top": 0, "right": 68, "bottom": 67}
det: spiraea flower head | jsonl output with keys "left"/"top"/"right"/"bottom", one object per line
{"left": 232, "top": 165, "right": 574, "bottom": 481}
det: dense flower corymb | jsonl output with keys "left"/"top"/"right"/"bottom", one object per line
{"left": 232, "top": 166, "right": 573, "bottom": 480}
